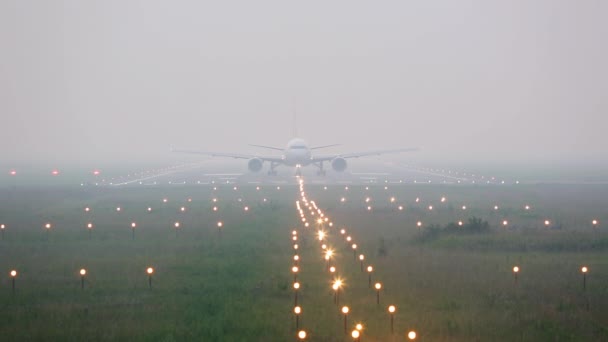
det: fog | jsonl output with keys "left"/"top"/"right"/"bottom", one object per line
{"left": 1, "top": 1, "right": 607, "bottom": 167}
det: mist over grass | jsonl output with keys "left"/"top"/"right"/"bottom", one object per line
{"left": 2, "top": 180, "right": 607, "bottom": 340}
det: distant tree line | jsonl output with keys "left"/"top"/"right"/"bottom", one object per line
{"left": 417, "top": 217, "right": 490, "bottom": 242}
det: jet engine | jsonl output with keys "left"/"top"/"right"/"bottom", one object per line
{"left": 248, "top": 158, "right": 263, "bottom": 172}
{"left": 331, "top": 157, "right": 347, "bottom": 172}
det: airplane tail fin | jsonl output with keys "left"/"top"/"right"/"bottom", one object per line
{"left": 292, "top": 100, "right": 298, "bottom": 138}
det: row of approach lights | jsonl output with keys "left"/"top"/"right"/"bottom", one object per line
{"left": 7, "top": 170, "right": 104, "bottom": 176}
{"left": 510, "top": 266, "right": 591, "bottom": 289}
{"left": 79, "top": 197, "right": 261, "bottom": 214}
{"left": 296, "top": 326, "right": 415, "bottom": 341}
{"left": 8, "top": 166, "right": 515, "bottom": 185}
{"left": 28, "top": 221, "right": 224, "bottom": 238}
{"left": 5, "top": 267, "right": 158, "bottom": 292}
{"left": 343, "top": 195, "right": 597, "bottom": 218}
{"left": 294, "top": 231, "right": 393, "bottom": 339}
{"left": 412, "top": 218, "right": 601, "bottom": 229}
{"left": 295, "top": 178, "right": 417, "bottom": 340}
{"left": 307, "top": 182, "right": 385, "bottom": 304}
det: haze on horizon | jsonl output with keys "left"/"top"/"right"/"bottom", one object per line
{"left": 1, "top": 1, "right": 606, "bottom": 167}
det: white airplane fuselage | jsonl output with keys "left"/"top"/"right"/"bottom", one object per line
{"left": 282, "top": 138, "right": 312, "bottom": 167}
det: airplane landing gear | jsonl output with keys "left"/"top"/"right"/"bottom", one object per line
{"left": 314, "top": 162, "right": 327, "bottom": 176}
{"left": 268, "top": 162, "right": 278, "bottom": 176}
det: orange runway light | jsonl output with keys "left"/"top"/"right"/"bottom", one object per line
{"left": 146, "top": 267, "right": 154, "bottom": 288}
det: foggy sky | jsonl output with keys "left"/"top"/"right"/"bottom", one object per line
{"left": 1, "top": 1, "right": 607, "bottom": 165}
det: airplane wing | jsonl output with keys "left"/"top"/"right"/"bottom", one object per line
{"left": 311, "top": 148, "right": 418, "bottom": 162}
{"left": 171, "top": 148, "right": 284, "bottom": 162}
{"left": 310, "top": 144, "right": 341, "bottom": 150}
{"left": 248, "top": 144, "right": 284, "bottom": 151}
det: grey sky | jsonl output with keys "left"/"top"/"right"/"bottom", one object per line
{"left": 1, "top": 1, "right": 606, "bottom": 165}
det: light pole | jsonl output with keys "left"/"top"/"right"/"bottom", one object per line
{"left": 388, "top": 305, "right": 396, "bottom": 333}
{"left": 10, "top": 270, "right": 17, "bottom": 294}
{"left": 294, "top": 306, "right": 302, "bottom": 330}
{"left": 294, "top": 282, "right": 300, "bottom": 305}
{"left": 581, "top": 266, "right": 589, "bottom": 290}
{"left": 147, "top": 267, "right": 154, "bottom": 289}
{"left": 359, "top": 255, "right": 365, "bottom": 272}
{"left": 333, "top": 280, "right": 342, "bottom": 305}
{"left": 341, "top": 306, "right": 349, "bottom": 334}
{"left": 351, "top": 329, "right": 360, "bottom": 341}
{"left": 367, "top": 266, "right": 373, "bottom": 288}
{"left": 217, "top": 221, "right": 223, "bottom": 237}
{"left": 513, "top": 266, "right": 519, "bottom": 285}
{"left": 375, "top": 282, "right": 382, "bottom": 305}
{"left": 131, "top": 222, "right": 137, "bottom": 240}
{"left": 325, "top": 250, "right": 333, "bottom": 270}
{"left": 80, "top": 269, "right": 87, "bottom": 290}
{"left": 45, "top": 223, "right": 52, "bottom": 240}
{"left": 292, "top": 266, "right": 299, "bottom": 282}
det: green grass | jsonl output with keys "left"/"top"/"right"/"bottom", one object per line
{"left": 0, "top": 183, "right": 607, "bottom": 341}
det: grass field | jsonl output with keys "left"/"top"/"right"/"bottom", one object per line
{"left": 0, "top": 182, "right": 607, "bottom": 341}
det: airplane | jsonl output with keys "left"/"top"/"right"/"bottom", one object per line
{"left": 172, "top": 138, "right": 417, "bottom": 176}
